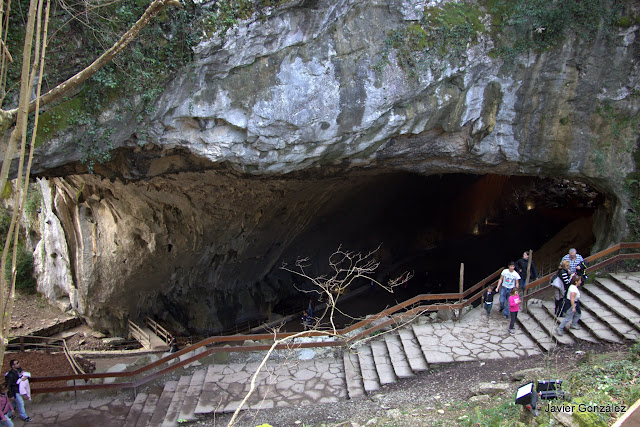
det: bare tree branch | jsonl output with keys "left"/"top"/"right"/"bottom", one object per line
{"left": 227, "top": 246, "right": 414, "bottom": 426}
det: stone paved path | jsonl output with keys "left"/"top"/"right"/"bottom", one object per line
{"left": 412, "top": 307, "right": 541, "bottom": 363}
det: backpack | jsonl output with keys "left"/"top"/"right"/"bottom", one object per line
{"left": 549, "top": 273, "right": 558, "bottom": 285}
{"left": 576, "top": 260, "right": 588, "bottom": 281}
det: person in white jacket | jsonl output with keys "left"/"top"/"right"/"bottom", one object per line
{"left": 16, "top": 372, "right": 30, "bottom": 402}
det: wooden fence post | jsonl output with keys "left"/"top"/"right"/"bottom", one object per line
{"left": 524, "top": 249, "right": 533, "bottom": 314}
{"left": 458, "top": 263, "right": 464, "bottom": 320}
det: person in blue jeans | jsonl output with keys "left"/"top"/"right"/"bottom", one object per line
{"left": 4, "top": 360, "right": 31, "bottom": 422}
{"left": 496, "top": 262, "right": 521, "bottom": 318}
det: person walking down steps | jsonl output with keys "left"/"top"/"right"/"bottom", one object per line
{"left": 496, "top": 262, "right": 521, "bottom": 319}
{"left": 556, "top": 275, "right": 583, "bottom": 336}
{"left": 482, "top": 285, "right": 496, "bottom": 319}
{"left": 508, "top": 288, "right": 521, "bottom": 334}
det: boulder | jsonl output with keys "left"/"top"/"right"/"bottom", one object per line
{"left": 103, "top": 363, "right": 128, "bottom": 384}
{"left": 437, "top": 308, "right": 454, "bottom": 322}
{"left": 469, "top": 395, "right": 491, "bottom": 403}
{"left": 510, "top": 368, "right": 546, "bottom": 382}
{"left": 298, "top": 349, "right": 316, "bottom": 360}
{"left": 469, "top": 382, "right": 510, "bottom": 396}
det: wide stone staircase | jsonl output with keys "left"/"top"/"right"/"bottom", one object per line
{"left": 517, "top": 272, "right": 640, "bottom": 351}
{"left": 118, "top": 273, "right": 640, "bottom": 426}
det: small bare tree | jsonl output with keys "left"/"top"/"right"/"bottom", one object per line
{"left": 226, "top": 245, "right": 414, "bottom": 427}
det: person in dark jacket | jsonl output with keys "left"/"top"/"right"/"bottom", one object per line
{"left": 482, "top": 285, "right": 496, "bottom": 319}
{"left": 0, "top": 384, "right": 13, "bottom": 427}
{"left": 169, "top": 337, "right": 179, "bottom": 354}
{"left": 514, "top": 251, "right": 538, "bottom": 291}
{"left": 4, "top": 360, "right": 30, "bottom": 422}
{"left": 556, "top": 260, "right": 572, "bottom": 316}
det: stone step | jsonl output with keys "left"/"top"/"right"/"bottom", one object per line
{"left": 195, "top": 364, "right": 226, "bottom": 415}
{"left": 579, "top": 294, "right": 639, "bottom": 341}
{"left": 148, "top": 380, "right": 178, "bottom": 427}
{"left": 540, "top": 301, "right": 621, "bottom": 344}
{"left": 516, "top": 311, "right": 555, "bottom": 352}
{"left": 525, "top": 304, "right": 575, "bottom": 346}
{"left": 162, "top": 375, "right": 192, "bottom": 426}
{"left": 178, "top": 368, "right": 207, "bottom": 422}
{"left": 554, "top": 309, "right": 600, "bottom": 344}
{"left": 583, "top": 283, "right": 640, "bottom": 333}
{"left": 597, "top": 277, "right": 640, "bottom": 316}
{"left": 370, "top": 340, "right": 397, "bottom": 385}
{"left": 343, "top": 350, "right": 365, "bottom": 399}
{"left": 397, "top": 328, "right": 429, "bottom": 372}
{"left": 412, "top": 324, "right": 456, "bottom": 365}
{"left": 123, "top": 392, "right": 148, "bottom": 426}
{"left": 135, "top": 392, "right": 159, "bottom": 427}
{"left": 356, "top": 345, "right": 380, "bottom": 393}
{"left": 383, "top": 333, "right": 414, "bottom": 379}
{"left": 511, "top": 328, "right": 542, "bottom": 356}
{"left": 610, "top": 273, "right": 640, "bottom": 300}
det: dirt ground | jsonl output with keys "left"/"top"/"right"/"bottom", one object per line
{"left": 8, "top": 291, "right": 75, "bottom": 335}
{"left": 1, "top": 352, "right": 74, "bottom": 390}
{"left": 4, "top": 291, "right": 105, "bottom": 379}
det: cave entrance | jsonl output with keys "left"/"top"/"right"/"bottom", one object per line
{"left": 266, "top": 172, "right": 601, "bottom": 329}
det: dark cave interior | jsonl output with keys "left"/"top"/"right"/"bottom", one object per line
{"left": 263, "top": 172, "right": 601, "bottom": 326}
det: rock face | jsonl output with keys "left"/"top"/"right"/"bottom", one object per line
{"left": 28, "top": 0, "right": 639, "bottom": 333}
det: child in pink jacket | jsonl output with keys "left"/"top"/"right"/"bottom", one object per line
{"left": 508, "top": 288, "right": 521, "bottom": 334}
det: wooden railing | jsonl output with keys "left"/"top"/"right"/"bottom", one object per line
{"left": 7, "top": 335, "right": 65, "bottom": 353}
{"left": 145, "top": 317, "right": 173, "bottom": 345}
{"left": 28, "top": 242, "right": 640, "bottom": 395}
{"left": 128, "top": 320, "right": 151, "bottom": 350}
{"left": 63, "top": 340, "right": 85, "bottom": 375}
{"left": 6, "top": 335, "right": 85, "bottom": 375}
{"left": 522, "top": 242, "right": 640, "bottom": 302}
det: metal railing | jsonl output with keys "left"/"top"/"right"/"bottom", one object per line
{"left": 27, "top": 242, "right": 640, "bottom": 395}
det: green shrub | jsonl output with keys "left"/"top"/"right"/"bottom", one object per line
{"left": 13, "top": 246, "right": 36, "bottom": 294}
{"left": 0, "top": 210, "right": 11, "bottom": 240}
{"left": 24, "top": 186, "right": 42, "bottom": 224}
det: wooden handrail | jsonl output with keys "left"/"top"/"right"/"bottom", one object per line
{"left": 6, "top": 335, "right": 85, "bottom": 378}
{"left": 128, "top": 320, "right": 151, "bottom": 349}
{"left": 63, "top": 340, "right": 85, "bottom": 375}
{"left": 28, "top": 241, "right": 640, "bottom": 394}
{"left": 145, "top": 317, "right": 172, "bottom": 344}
